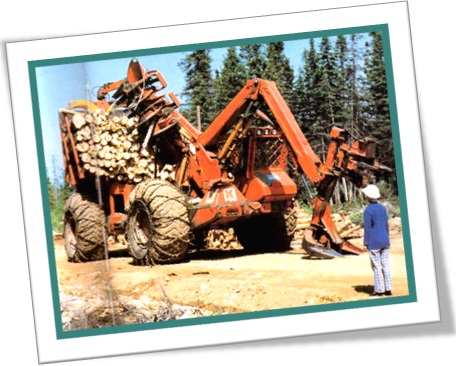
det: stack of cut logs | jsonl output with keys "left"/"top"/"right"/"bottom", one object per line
{"left": 198, "top": 209, "right": 363, "bottom": 251}
{"left": 334, "top": 211, "right": 363, "bottom": 238}
{"left": 205, "top": 228, "right": 243, "bottom": 251}
{"left": 66, "top": 109, "right": 174, "bottom": 184}
{"left": 201, "top": 210, "right": 363, "bottom": 251}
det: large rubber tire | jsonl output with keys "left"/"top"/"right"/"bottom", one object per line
{"left": 126, "top": 180, "right": 190, "bottom": 265}
{"left": 235, "top": 205, "right": 297, "bottom": 253}
{"left": 63, "top": 193, "right": 107, "bottom": 262}
{"left": 272, "top": 205, "right": 298, "bottom": 250}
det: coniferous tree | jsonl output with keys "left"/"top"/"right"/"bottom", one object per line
{"left": 263, "top": 42, "right": 295, "bottom": 106}
{"left": 306, "top": 37, "right": 334, "bottom": 158}
{"left": 239, "top": 44, "right": 267, "bottom": 79}
{"left": 293, "top": 68, "right": 308, "bottom": 131}
{"left": 213, "top": 47, "right": 248, "bottom": 116}
{"left": 363, "top": 32, "right": 394, "bottom": 172}
{"left": 47, "top": 171, "right": 57, "bottom": 212}
{"left": 346, "top": 33, "right": 365, "bottom": 138}
{"left": 46, "top": 167, "right": 74, "bottom": 233}
{"left": 295, "top": 38, "right": 331, "bottom": 158}
{"left": 178, "top": 50, "right": 215, "bottom": 130}
{"left": 333, "top": 35, "right": 364, "bottom": 203}
{"left": 317, "top": 37, "right": 338, "bottom": 127}
{"left": 364, "top": 32, "right": 389, "bottom": 123}
{"left": 295, "top": 39, "right": 321, "bottom": 149}
{"left": 333, "top": 35, "right": 351, "bottom": 129}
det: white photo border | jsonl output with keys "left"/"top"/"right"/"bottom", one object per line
{"left": 6, "top": 2, "right": 439, "bottom": 363}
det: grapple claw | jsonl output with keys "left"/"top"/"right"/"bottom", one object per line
{"left": 302, "top": 229, "right": 344, "bottom": 259}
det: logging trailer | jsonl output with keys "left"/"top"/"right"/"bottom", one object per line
{"left": 59, "top": 58, "right": 390, "bottom": 265}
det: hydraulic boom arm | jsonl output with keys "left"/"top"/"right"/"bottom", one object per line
{"left": 200, "top": 79, "right": 391, "bottom": 254}
{"left": 94, "top": 59, "right": 390, "bottom": 255}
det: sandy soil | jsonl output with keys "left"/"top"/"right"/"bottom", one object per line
{"left": 53, "top": 215, "right": 409, "bottom": 330}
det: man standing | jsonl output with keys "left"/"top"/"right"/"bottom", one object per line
{"left": 362, "top": 184, "right": 393, "bottom": 297}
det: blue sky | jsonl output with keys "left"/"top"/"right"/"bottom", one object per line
{"left": 35, "top": 34, "right": 369, "bottom": 185}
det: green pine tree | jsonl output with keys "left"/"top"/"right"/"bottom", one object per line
{"left": 46, "top": 171, "right": 57, "bottom": 213}
{"left": 294, "top": 39, "right": 321, "bottom": 146}
{"left": 345, "top": 33, "right": 365, "bottom": 138}
{"left": 239, "top": 44, "right": 267, "bottom": 79}
{"left": 46, "top": 168, "right": 74, "bottom": 233}
{"left": 304, "top": 38, "right": 332, "bottom": 158}
{"left": 178, "top": 49, "right": 215, "bottom": 130}
{"left": 263, "top": 42, "right": 295, "bottom": 106}
{"left": 213, "top": 47, "right": 248, "bottom": 116}
{"left": 363, "top": 31, "right": 394, "bottom": 172}
{"left": 333, "top": 35, "right": 352, "bottom": 129}
{"left": 317, "top": 37, "right": 337, "bottom": 127}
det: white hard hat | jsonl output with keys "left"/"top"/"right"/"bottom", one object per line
{"left": 362, "top": 184, "right": 380, "bottom": 199}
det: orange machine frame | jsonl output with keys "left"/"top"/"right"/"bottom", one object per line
{"left": 60, "top": 59, "right": 390, "bottom": 255}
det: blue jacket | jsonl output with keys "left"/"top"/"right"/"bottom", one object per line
{"left": 363, "top": 202, "right": 390, "bottom": 250}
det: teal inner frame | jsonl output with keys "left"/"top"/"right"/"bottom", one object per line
{"left": 27, "top": 23, "right": 416, "bottom": 340}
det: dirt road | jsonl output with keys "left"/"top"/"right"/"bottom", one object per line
{"left": 54, "top": 216, "right": 410, "bottom": 330}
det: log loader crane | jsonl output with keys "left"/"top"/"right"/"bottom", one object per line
{"left": 59, "top": 58, "right": 391, "bottom": 265}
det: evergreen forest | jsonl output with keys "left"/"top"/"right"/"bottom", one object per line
{"left": 47, "top": 31, "right": 400, "bottom": 232}
{"left": 178, "top": 31, "right": 397, "bottom": 205}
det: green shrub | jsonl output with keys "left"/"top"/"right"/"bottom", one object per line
{"left": 350, "top": 210, "right": 365, "bottom": 226}
{"left": 329, "top": 180, "right": 401, "bottom": 225}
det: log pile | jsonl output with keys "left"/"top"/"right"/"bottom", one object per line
{"left": 204, "top": 228, "right": 243, "bottom": 251}
{"left": 202, "top": 209, "right": 363, "bottom": 251}
{"left": 332, "top": 210, "right": 363, "bottom": 238}
{"left": 291, "top": 210, "right": 312, "bottom": 246}
{"left": 63, "top": 109, "right": 175, "bottom": 184}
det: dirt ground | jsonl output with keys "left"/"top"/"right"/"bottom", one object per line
{"left": 54, "top": 214, "right": 409, "bottom": 330}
